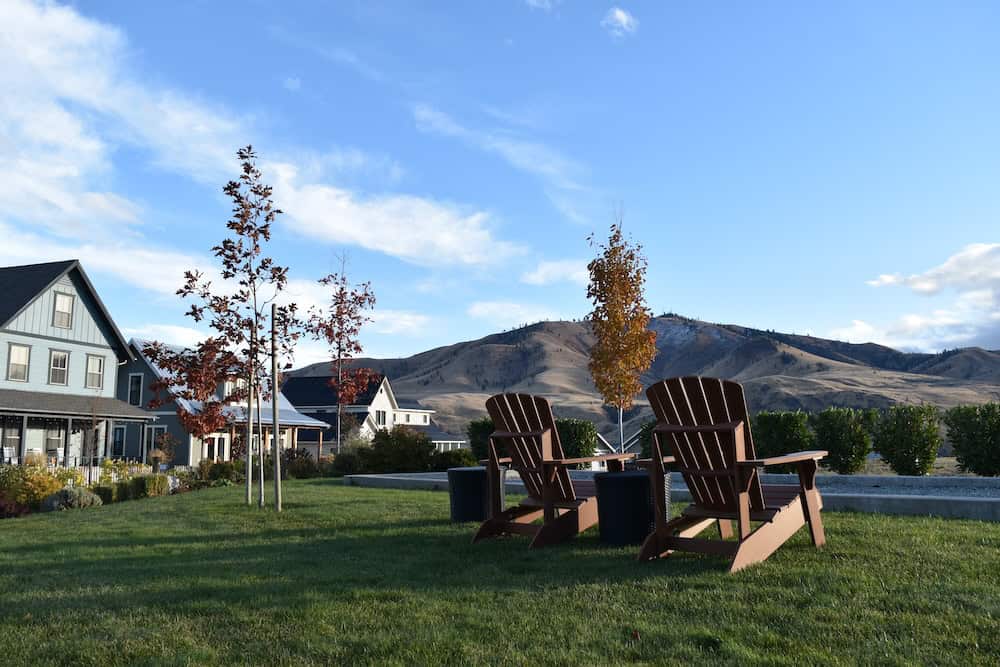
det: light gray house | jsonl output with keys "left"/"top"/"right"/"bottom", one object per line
{"left": 0, "top": 260, "right": 152, "bottom": 465}
{"left": 118, "top": 339, "right": 327, "bottom": 466}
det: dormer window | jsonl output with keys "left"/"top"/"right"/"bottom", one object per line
{"left": 52, "top": 293, "right": 74, "bottom": 329}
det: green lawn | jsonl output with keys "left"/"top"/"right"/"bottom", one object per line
{"left": 1, "top": 480, "right": 997, "bottom": 666}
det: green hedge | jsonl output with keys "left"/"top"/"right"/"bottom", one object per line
{"left": 874, "top": 405, "right": 941, "bottom": 476}
{"left": 752, "top": 411, "right": 815, "bottom": 472}
{"left": 943, "top": 403, "right": 1000, "bottom": 476}
{"left": 430, "top": 449, "right": 478, "bottom": 471}
{"left": 466, "top": 416, "right": 596, "bottom": 466}
{"left": 812, "top": 408, "right": 878, "bottom": 475}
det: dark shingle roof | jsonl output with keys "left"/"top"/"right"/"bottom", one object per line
{"left": 0, "top": 389, "right": 153, "bottom": 421}
{"left": 411, "top": 422, "right": 466, "bottom": 443}
{"left": 0, "top": 259, "right": 77, "bottom": 326}
{"left": 281, "top": 374, "right": 385, "bottom": 407}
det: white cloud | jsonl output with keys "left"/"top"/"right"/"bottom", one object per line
{"left": 467, "top": 301, "right": 565, "bottom": 328}
{"left": 601, "top": 7, "right": 639, "bottom": 38}
{"left": 267, "top": 160, "right": 524, "bottom": 267}
{"left": 837, "top": 244, "right": 1000, "bottom": 351}
{"left": 369, "top": 310, "right": 431, "bottom": 336}
{"left": 283, "top": 76, "right": 301, "bottom": 92}
{"left": 413, "top": 103, "right": 591, "bottom": 221}
{"left": 521, "top": 259, "right": 589, "bottom": 286}
{"left": 525, "top": 0, "right": 560, "bottom": 11}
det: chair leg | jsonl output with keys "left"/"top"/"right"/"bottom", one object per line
{"left": 472, "top": 506, "right": 543, "bottom": 543}
{"left": 717, "top": 520, "right": 734, "bottom": 539}
{"left": 728, "top": 499, "right": 806, "bottom": 572}
{"left": 802, "top": 488, "right": 826, "bottom": 548}
{"left": 637, "top": 516, "right": 716, "bottom": 561}
{"left": 529, "top": 498, "right": 599, "bottom": 548}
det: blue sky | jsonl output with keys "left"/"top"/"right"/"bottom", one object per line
{"left": 2, "top": 0, "right": 999, "bottom": 365}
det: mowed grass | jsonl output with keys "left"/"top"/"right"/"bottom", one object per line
{"left": 1, "top": 481, "right": 998, "bottom": 666}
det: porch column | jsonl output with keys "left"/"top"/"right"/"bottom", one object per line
{"left": 19, "top": 415, "right": 27, "bottom": 464}
{"left": 64, "top": 418, "right": 72, "bottom": 467}
{"left": 103, "top": 420, "right": 111, "bottom": 461}
{"left": 291, "top": 427, "right": 298, "bottom": 451}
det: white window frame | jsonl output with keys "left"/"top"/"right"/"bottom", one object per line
{"left": 112, "top": 425, "right": 126, "bottom": 458}
{"left": 6, "top": 343, "right": 30, "bottom": 382}
{"left": 143, "top": 425, "right": 167, "bottom": 462}
{"left": 405, "top": 413, "right": 410, "bottom": 423}
{"left": 423, "top": 414, "right": 429, "bottom": 424}
{"left": 48, "top": 349, "right": 69, "bottom": 386}
{"left": 375, "top": 410, "right": 386, "bottom": 427}
{"left": 85, "top": 354, "right": 105, "bottom": 390}
{"left": 128, "top": 373, "right": 144, "bottom": 406}
{"left": 52, "top": 292, "right": 75, "bottom": 329}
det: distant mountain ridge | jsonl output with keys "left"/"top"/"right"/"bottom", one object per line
{"left": 290, "top": 315, "right": 1000, "bottom": 438}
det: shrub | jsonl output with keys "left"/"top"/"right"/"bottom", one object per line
{"left": 361, "top": 426, "right": 436, "bottom": 473}
{"left": 330, "top": 452, "right": 360, "bottom": 477}
{"left": 284, "top": 450, "right": 320, "bottom": 479}
{"left": 874, "top": 405, "right": 942, "bottom": 476}
{"left": 751, "top": 411, "right": 815, "bottom": 473}
{"left": 197, "top": 459, "right": 214, "bottom": 481}
{"left": 92, "top": 484, "right": 117, "bottom": 504}
{"left": 0, "top": 492, "right": 30, "bottom": 518}
{"left": 943, "top": 403, "right": 1000, "bottom": 476}
{"left": 467, "top": 417, "right": 494, "bottom": 462}
{"left": 40, "top": 487, "right": 103, "bottom": 512}
{"left": 128, "top": 476, "right": 148, "bottom": 499}
{"left": 638, "top": 420, "right": 657, "bottom": 459}
{"left": 431, "top": 448, "right": 478, "bottom": 471}
{"left": 812, "top": 407, "right": 878, "bottom": 475}
{"left": 208, "top": 461, "right": 241, "bottom": 482}
{"left": 0, "top": 464, "right": 65, "bottom": 509}
{"left": 555, "top": 418, "right": 597, "bottom": 466}
{"left": 115, "top": 479, "right": 132, "bottom": 501}
{"left": 145, "top": 474, "right": 170, "bottom": 497}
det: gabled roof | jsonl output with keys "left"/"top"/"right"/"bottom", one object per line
{"left": 281, "top": 374, "right": 386, "bottom": 407}
{"left": 0, "top": 259, "right": 133, "bottom": 360}
{"left": 411, "top": 421, "right": 466, "bottom": 443}
{"left": 129, "top": 339, "right": 326, "bottom": 428}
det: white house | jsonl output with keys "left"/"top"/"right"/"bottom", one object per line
{"left": 281, "top": 374, "right": 467, "bottom": 454}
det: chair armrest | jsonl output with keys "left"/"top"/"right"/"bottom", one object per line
{"left": 737, "top": 450, "right": 827, "bottom": 467}
{"left": 636, "top": 456, "right": 676, "bottom": 469}
{"left": 479, "top": 457, "right": 512, "bottom": 465}
{"left": 543, "top": 453, "right": 636, "bottom": 466}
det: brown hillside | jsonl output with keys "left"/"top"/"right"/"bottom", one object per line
{"left": 290, "top": 316, "right": 1000, "bottom": 438}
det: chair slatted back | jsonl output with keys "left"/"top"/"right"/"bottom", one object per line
{"left": 646, "top": 377, "right": 766, "bottom": 513}
{"left": 486, "top": 393, "right": 576, "bottom": 503}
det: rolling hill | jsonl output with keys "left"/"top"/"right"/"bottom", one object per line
{"left": 290, "top": 315, "right": 1000, "bottom": 438}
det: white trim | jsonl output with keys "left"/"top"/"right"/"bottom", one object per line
{"left": 47, "top": 349, "right": 69, "bottom": 385}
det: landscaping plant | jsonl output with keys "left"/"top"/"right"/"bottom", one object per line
{"left": 812, "top": 407, "right": 878, "bottom": 474}
{"left": 874, "top": 404, "right": 942, "bottom": 476}
{"left": 943, "top": 403, "right": 1000, "bottom": 476}
{"left": 39, "top": 487, "right": 103, "bottom": 512}
{"left": 751, "top": 411, "right": 815, "bottom": 473}
{"left": 586, "top": 213, "right": 658, "bottom": 450}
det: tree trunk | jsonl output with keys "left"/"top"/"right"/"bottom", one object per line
{"left": 245, "top": 371, "right": 254, "bottom": 506}
{"left": 272, "top": 303, "right": 282, "bottom": 512}
{"left": 257, "top": 383, "right": 265, "bottom": 508}
{"left": 336, "top": 358, "right": 343, "bottom": 456}
{"left": 619, "top": 406, "right": 624, "bottom": 453}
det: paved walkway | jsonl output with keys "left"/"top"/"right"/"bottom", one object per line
{"left": 344, "top": 470, "right": 1000, "bottom": 521}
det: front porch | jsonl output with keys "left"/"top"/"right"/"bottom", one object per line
{"left": 0, "top": 388, "right": 152, "bottom": 467}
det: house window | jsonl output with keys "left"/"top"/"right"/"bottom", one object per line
{"left": 128, "top": 374, "right": 143, "bottom": 406}
{"left": 375, "top": 410, "right": 386, "bottom": 426}
{"left": 52, "top": 292, "right": 74, "bottom": 329}
{"left": 144, "top": 425, "right": 167, "bottom": 461}
{"left": 205, "top": 436, "right": 217, "bottom": 462}
{"left": 85, "top": 355, "right": 105, "bottom": 389}
{"left": 405, "top": 414, "right": 410, "bottom": 423}
{"left": 424, "top": 415, "right": 428, "bottom": 424}
{"left": 45, "top": 426, "right": 63, "bottom": 459}
{"left": 7, "top": 343, "right": 29, "bottom": 381}
{"left": 1, "top": 417, "right": 21, "bottom": 463}
{"left": 112, "top": 426, "right": 126, "bottom": 458}
{"left": 48, "top": 350, "right": 69, "bottom": 385}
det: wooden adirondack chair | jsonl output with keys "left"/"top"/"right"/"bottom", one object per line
{"left": 639, "top": 377, "right": 827, "bottom": 572}
{"left": 473, "top": 393, "right": 636, "bottom": 548}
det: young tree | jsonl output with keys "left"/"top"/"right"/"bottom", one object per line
{"left": 149, "top": 146, "right": 299, "bottom": 506}
{"left": 306, "top": 256, "right": 376, "bottom": 455}
{"left": 586, "top": 214, "right": 658, "bottom": 450}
